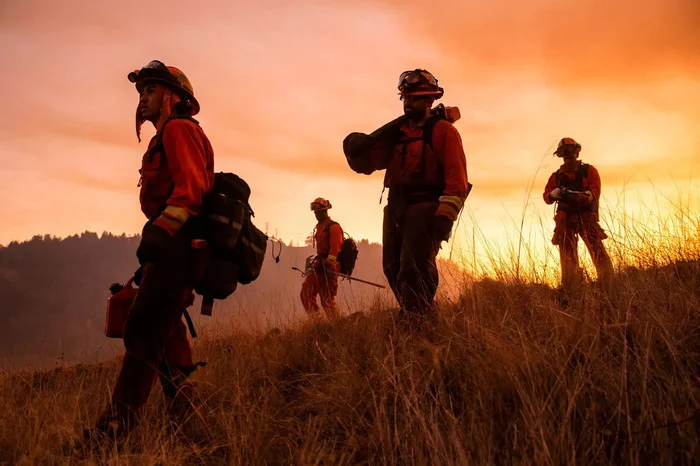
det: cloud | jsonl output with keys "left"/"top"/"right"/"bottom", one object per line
{"left": 49, "top": 170, "right": 135, "bottom": 193}
{"left": 0, "top": 0, "right": 698, "bottom": 247}
{"left": 345, "top": 0, "right": 700, "bottom": 87}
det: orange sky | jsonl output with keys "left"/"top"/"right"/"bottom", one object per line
{"left": 1, "top": 0, "right": 698, "bottom": 273}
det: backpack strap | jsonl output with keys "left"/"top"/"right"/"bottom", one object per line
{"left": 421, "top": 115, "right": 441, "bottom": 174}
{"left": 326, "top": 221, "right": 339, "bottom": 243}
{"left": 393, "top": 114, "right": 442, "bottom": 174}
{"left": 555, "top": 163, "right": 589, "bottom": 192}
{"left": 147, "top": 114, "right": 200, "bottom": 163}
{"left": 577, "top": 163, "right": 598, "bottom": 213}
{"left": 422, "top": 115, "right": 440, "bottom": 150}
{"left": 576, "top": 163, "right": 589, "bottom": 190}
{"left": 554, "top": 163, "right": 597, "bottom": 214}
{"left": 318, "top": 220, "right": 342, "bottom": 258}
{"left": 395, "top": 114, "right": 441, "bottom": 147}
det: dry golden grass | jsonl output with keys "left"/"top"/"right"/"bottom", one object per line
{"left": 1, "top": 194, "right": 699, "bottom": 464}
{"left": 2, "top": 261, "right": 699, "bottom": 464}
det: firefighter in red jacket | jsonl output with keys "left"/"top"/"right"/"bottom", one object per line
{"left": 543, "top": 137, "right": 613, "bottom": 295}
{"left": 343, "top": 69, "right": 469, "bottom": 319}
{"left": 301, "top": 198, "right": 344, "bottom": 319}
{"left": 91, "top": 60, "right": 215, "bottom": 440}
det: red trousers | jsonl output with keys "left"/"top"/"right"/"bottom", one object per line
{"left": 300, "top": 267, "right": 339, "bottom": 318}
{"left": 97, "top": 226, "right": 200, "bottom": 434}
{"left": 553, "top": 210, "right": 613, "bottom": 292}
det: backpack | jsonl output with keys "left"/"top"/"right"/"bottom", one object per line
{"left": 337, "top": 235, "right": 359, "bottom": 276}
{"left": 196, "top": 172, "right": 268, "bottom": 300}
{"left": 151, "top": 117, "right": 268, "bottom": 302}
{"left": 326, "top": 221, "right": 359, "bottom": 276}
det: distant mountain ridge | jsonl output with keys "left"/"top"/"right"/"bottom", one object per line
{"left": 0, "top": 231, "right": 467, "bottom": 369}
{"left": 0, "top": 232, "right": 379, "bottom": 368}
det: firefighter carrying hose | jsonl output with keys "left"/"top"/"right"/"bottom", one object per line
{"left": 343, "top": 69, "right": 469, "bottom": 321}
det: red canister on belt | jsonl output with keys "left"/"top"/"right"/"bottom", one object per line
{"left": 104, "top": 277, "right": 138, "bottom": 338}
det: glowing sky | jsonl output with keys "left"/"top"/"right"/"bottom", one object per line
{"left": 1, "top": 0, "right": 698, "bottom": 272}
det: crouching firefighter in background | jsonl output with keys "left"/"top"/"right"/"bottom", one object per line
{"left": 343, "top": 69, "right": 470, "bottom": 321}
{"left": 543, "top": 137, "right": 613, "bottom": 297}
{"left": 90, "top": 60, "right": 214, "bottom": 441}
{"left": 301, "top": 198, "right": 344, "bottom": 319}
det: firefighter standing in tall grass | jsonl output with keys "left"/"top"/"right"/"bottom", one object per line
{"left": 543, "top": 137, "right": 613, "bottom": 297}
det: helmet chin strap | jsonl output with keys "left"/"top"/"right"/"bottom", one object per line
{"left": 135, "top": 87, "right": 182, "bottom": 141}
{"left": 135, "top": 104, "right": 145, "bottom": 142}
{"left": 155, "top": 89, "right": 179, "bottom": 132}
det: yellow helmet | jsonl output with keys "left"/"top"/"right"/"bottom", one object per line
{"left": 310, "top": 197, "right": 332, "bottom": 211}
{"left": 397, "top": 69, "right": 444, "bottom": 99}
{"left": 553, "top": 137, "right": 581, "bottom": 157}
{"left": 128, "top": 60, "right": 200, "bottom": 115}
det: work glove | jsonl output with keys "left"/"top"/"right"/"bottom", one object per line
{"left": 313, "top": 256, "right": 338, "bottom": 274}
{"left": 549, "top": 187, "right": 563, "bottom": 201}
{"left": 578, "top": 190, "right": 594, "bottom": 207}
{"left": 433, "top": 215, "right": 454, "bottom": 244}
{"left": 325, "top": 256, "right": 340, "bottom": 273}
{"left": 312, "top": 256, "right": 325, "bottom": 273}
{"left": 136, "top": 222, "right": 172, "bottom": 264}
{"left": 559, "top": 188, "right": 577, "bottom": 203}
{"left": 133, "top": 266, "right": 144, "bottom": 286}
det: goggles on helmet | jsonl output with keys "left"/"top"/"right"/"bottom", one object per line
{"left": 140, "top": 60, "right": 169, "bottom": 72}
{"left": 554, "top": 144, "right": 580, "bottom": 156}
{"left": 127, "top": 60, "right": 200, "bottom": 116}
{"left": 128, "top": 60, "right": 180, "bottom": 91}
{"left": 398, "top": 69, "right": 439, "bottom": 92}
{"left": 310, "top": 197, "right": 331, "bottom": 211}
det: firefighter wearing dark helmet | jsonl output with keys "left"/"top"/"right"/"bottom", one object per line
{"left": 543, "top": 137, "right": 613, "bottom": 296}
{"left": 343, "top": 69, "right": 469, "bottom": 322}
{"left": 89, "top": 60, "right": 215, "bottom": 442}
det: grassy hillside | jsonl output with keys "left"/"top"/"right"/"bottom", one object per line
{"left": 1, "top": 258, "right": 698, "bottom": 464}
